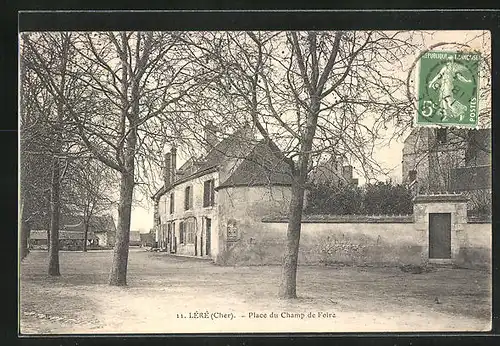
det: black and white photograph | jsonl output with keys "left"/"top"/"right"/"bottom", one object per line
{"left": 18, "top": 26, "right": 492, "bottom": 334}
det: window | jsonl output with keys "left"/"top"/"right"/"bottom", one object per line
{"left": 160, "top": 224, "right": 167, "bottom": 248}
{"left": 184, "top": 186, "right": 193, "bottom": 210}
{"left": 179, "top": 221, "right": 185, "bottom": 244}
{"left": 203, "top": 179, "right": 215, "bottom": 207}
{"left": 163, "top": 198, "right": 168, "bottom": 215}
{"left": 179, "top": 220, "right": 195, "bottom": 245}
{"left": 436, "top": 128, "right": 447, "bottom": 144}
{"left": 185, "top": 219, "right": 195, "bottom": 244}
{"left": 409, "top": 170, "right": 417, "bottom": 182}
{"left": 169, "top": 193, "right": 175, "bottom": 214}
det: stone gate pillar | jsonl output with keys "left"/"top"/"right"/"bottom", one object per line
{"left": 413, "top": 194, "right": 468, "bottom": 264}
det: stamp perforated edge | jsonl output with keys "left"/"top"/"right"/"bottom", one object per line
{"left": 413, "top": 49, "right": 482, "bottom": 130}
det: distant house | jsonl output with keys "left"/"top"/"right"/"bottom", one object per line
{"left": 401, "top": 127, "right": 491, "bottom": 194}
{"left": 309, "top": 154, "right": 358, "bottom": 188}
{"left": 152, "top": 124, "right": 292, "bottom": 263}
{"left": 91, "top": 215, "right": 117, "bottom": 248}
{"left": 129, "top": 230, "right": 141, "bottom": 246}
{"left": 29, "top": 230, "right": 98, "bottom": 251}
{"left": 140, "top": 231, "right": 155, "bottom": 247}
{"left": 28, "top": 214, "right": 116, "bottom": 250}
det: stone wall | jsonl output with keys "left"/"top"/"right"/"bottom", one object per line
{"left": 246, "top": 218, "right": 422, "bottom": 266}
{"left": 221, "top": 213, "right": 490, "bottom": 268}
{"left": 457, "top": 222, "right": 491, "bottom": 269}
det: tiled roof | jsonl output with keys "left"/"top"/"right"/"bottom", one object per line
{"left": 90, "top": 215, "right": 116, "bottom": 233}
{"left": 61, "top": 215, "right": 116, "bottom": 233}
{"left": 155, "top": 126, "right": 293, "bottom": 196}
{"left": 29, "top": 214, "right": 115, "bottom": 238}
{"left": 217, "top": 140, "right": 292, "bottom": 189}
{"left": 194, "top": 126, "right": 256, "bottom": 174}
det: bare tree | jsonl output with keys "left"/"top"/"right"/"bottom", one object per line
{"left": 62, "top": 158, "right": 117, "bottom": 251}
{"left": 19, "top": 46, "right": 52, "bottom": 260}
{"left": 24, "top": 31, "right": 207, "bottom": 285}
{"left": 21, "top": 32, "right": 84, "bottom": 275}
{"left": 186, "top": 31, "right": 418, "bottom": 298}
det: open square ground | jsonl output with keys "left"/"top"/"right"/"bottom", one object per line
{"left": 19, "top": 248, "right": 491, "bottom": 334}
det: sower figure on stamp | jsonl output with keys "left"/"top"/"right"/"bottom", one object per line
{"left": 428, "top": 55, "right": 473, "bottom": 122}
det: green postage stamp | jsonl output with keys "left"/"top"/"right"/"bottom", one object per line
{"left": 417, "top": 50, "right": 480, "bottom": 128}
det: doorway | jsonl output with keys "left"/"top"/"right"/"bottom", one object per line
{"left": 171, "top": 222, "right": 176, "bottom": 253}
{"left": 429, "top": 213, "right": 452, "bottom": 259}
{"left": 205, "top": 218, "right": 211, "bottom": 256}
{"left": 167, "top": 223, "right": 172, "bottom": 253}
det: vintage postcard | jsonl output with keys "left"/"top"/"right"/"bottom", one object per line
{"left": 19, "top": 25, "right": 492, "bottom": 335}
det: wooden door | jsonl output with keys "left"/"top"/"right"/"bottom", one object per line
{"left": 167, "top": 223, "right": 172, "bottom": 252}
{"left": 172, "top": 222, "right": 177, "bottom": 253}
{"left": 206, "top": 218, "right": 211, "bottom": 256}
{"left": 429, "top": 213, "right": 452, "bottom": 259}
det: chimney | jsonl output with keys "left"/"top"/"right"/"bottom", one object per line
{"left": 170, "top": 146, "right": 177, "bottom": 182}
{"left": 241, "top": 121, "right": 256, "bottom": 141}
{"left": 163, "top": 153, "right": 171, "bottom": 187}
{"left": 204, "top": 122, "right": 218, "bottom": 151}
{"left": 409, "top": 169, "right": 417, "bottom": 183}
{"left": 342, "top": 165, "right": 353, "bottom": 181}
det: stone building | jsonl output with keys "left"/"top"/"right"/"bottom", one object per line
{"left": 309, "top": 154, "right": 358, "bottom": 188}
{"left": 29, "top": 230, "right": 98, "bottom": 251}
{"left": 91, "top": 215, "right": 116, "bottom": 248}
{"left": 28, "top": 214, "right": 115, "bottom": 250}
{"left": 401, "top": 127, "right": 491, "bottom": 194}
{"left": 129, "top": 230, "right": 142, "bottom": 246}
{"left": 152, "top": 125, "right": 293, "bottom": 263}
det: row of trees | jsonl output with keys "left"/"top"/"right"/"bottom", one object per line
{"left": 20, "top": 33, "right": 118, "bottom": 265}
{"left": 20, "top": 30, "right": 490, "bottom": 298}
{"left": 305, "top": 181, "right": 413, "bottom": 216}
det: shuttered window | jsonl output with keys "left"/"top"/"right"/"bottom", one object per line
{"left": 179, "top": 221, "right": 185, "bottom": 244}
{"left": 203, "top": 179, "right": 215, "bottom": 207}
{"left": 170, "top": 193, "right": 175, "bottom": 214}
{"left": 184, "top": 186, "right": 193, "bottom": 210}
{"left": 186, "top": 219, "right": 195, "bottom": 244}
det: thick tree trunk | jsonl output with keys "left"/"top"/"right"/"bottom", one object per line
{"left": 20, "top": 222, "right": 30, "bottom": 261}
{"left": 48, "top": 155, "right": 61, "bottom": 276}
{"left": 48, "top": 33, "right": 69, "bottom": 275}
{"left": 83, "top": 221, "right": 89, "bottom": 252}
{"left": 278, "top": 96, "right": 320, "bottom": 299}
{"left": 19, "top": 200, "right": 30, "bottom": 261}
{"left": 108, "top": 31, "right": 140, "bottom": 286}
{"left": 279, "top": 168, "right": 308, "bottom": 298}
{"left": 109, "top": 170, "right": 134, "bottom": 286}
{"left": 46, "top": 217, "right": 51, "bottom": 252}
{"left": 278, "top": 176, "right": 306, "bottom": 298}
